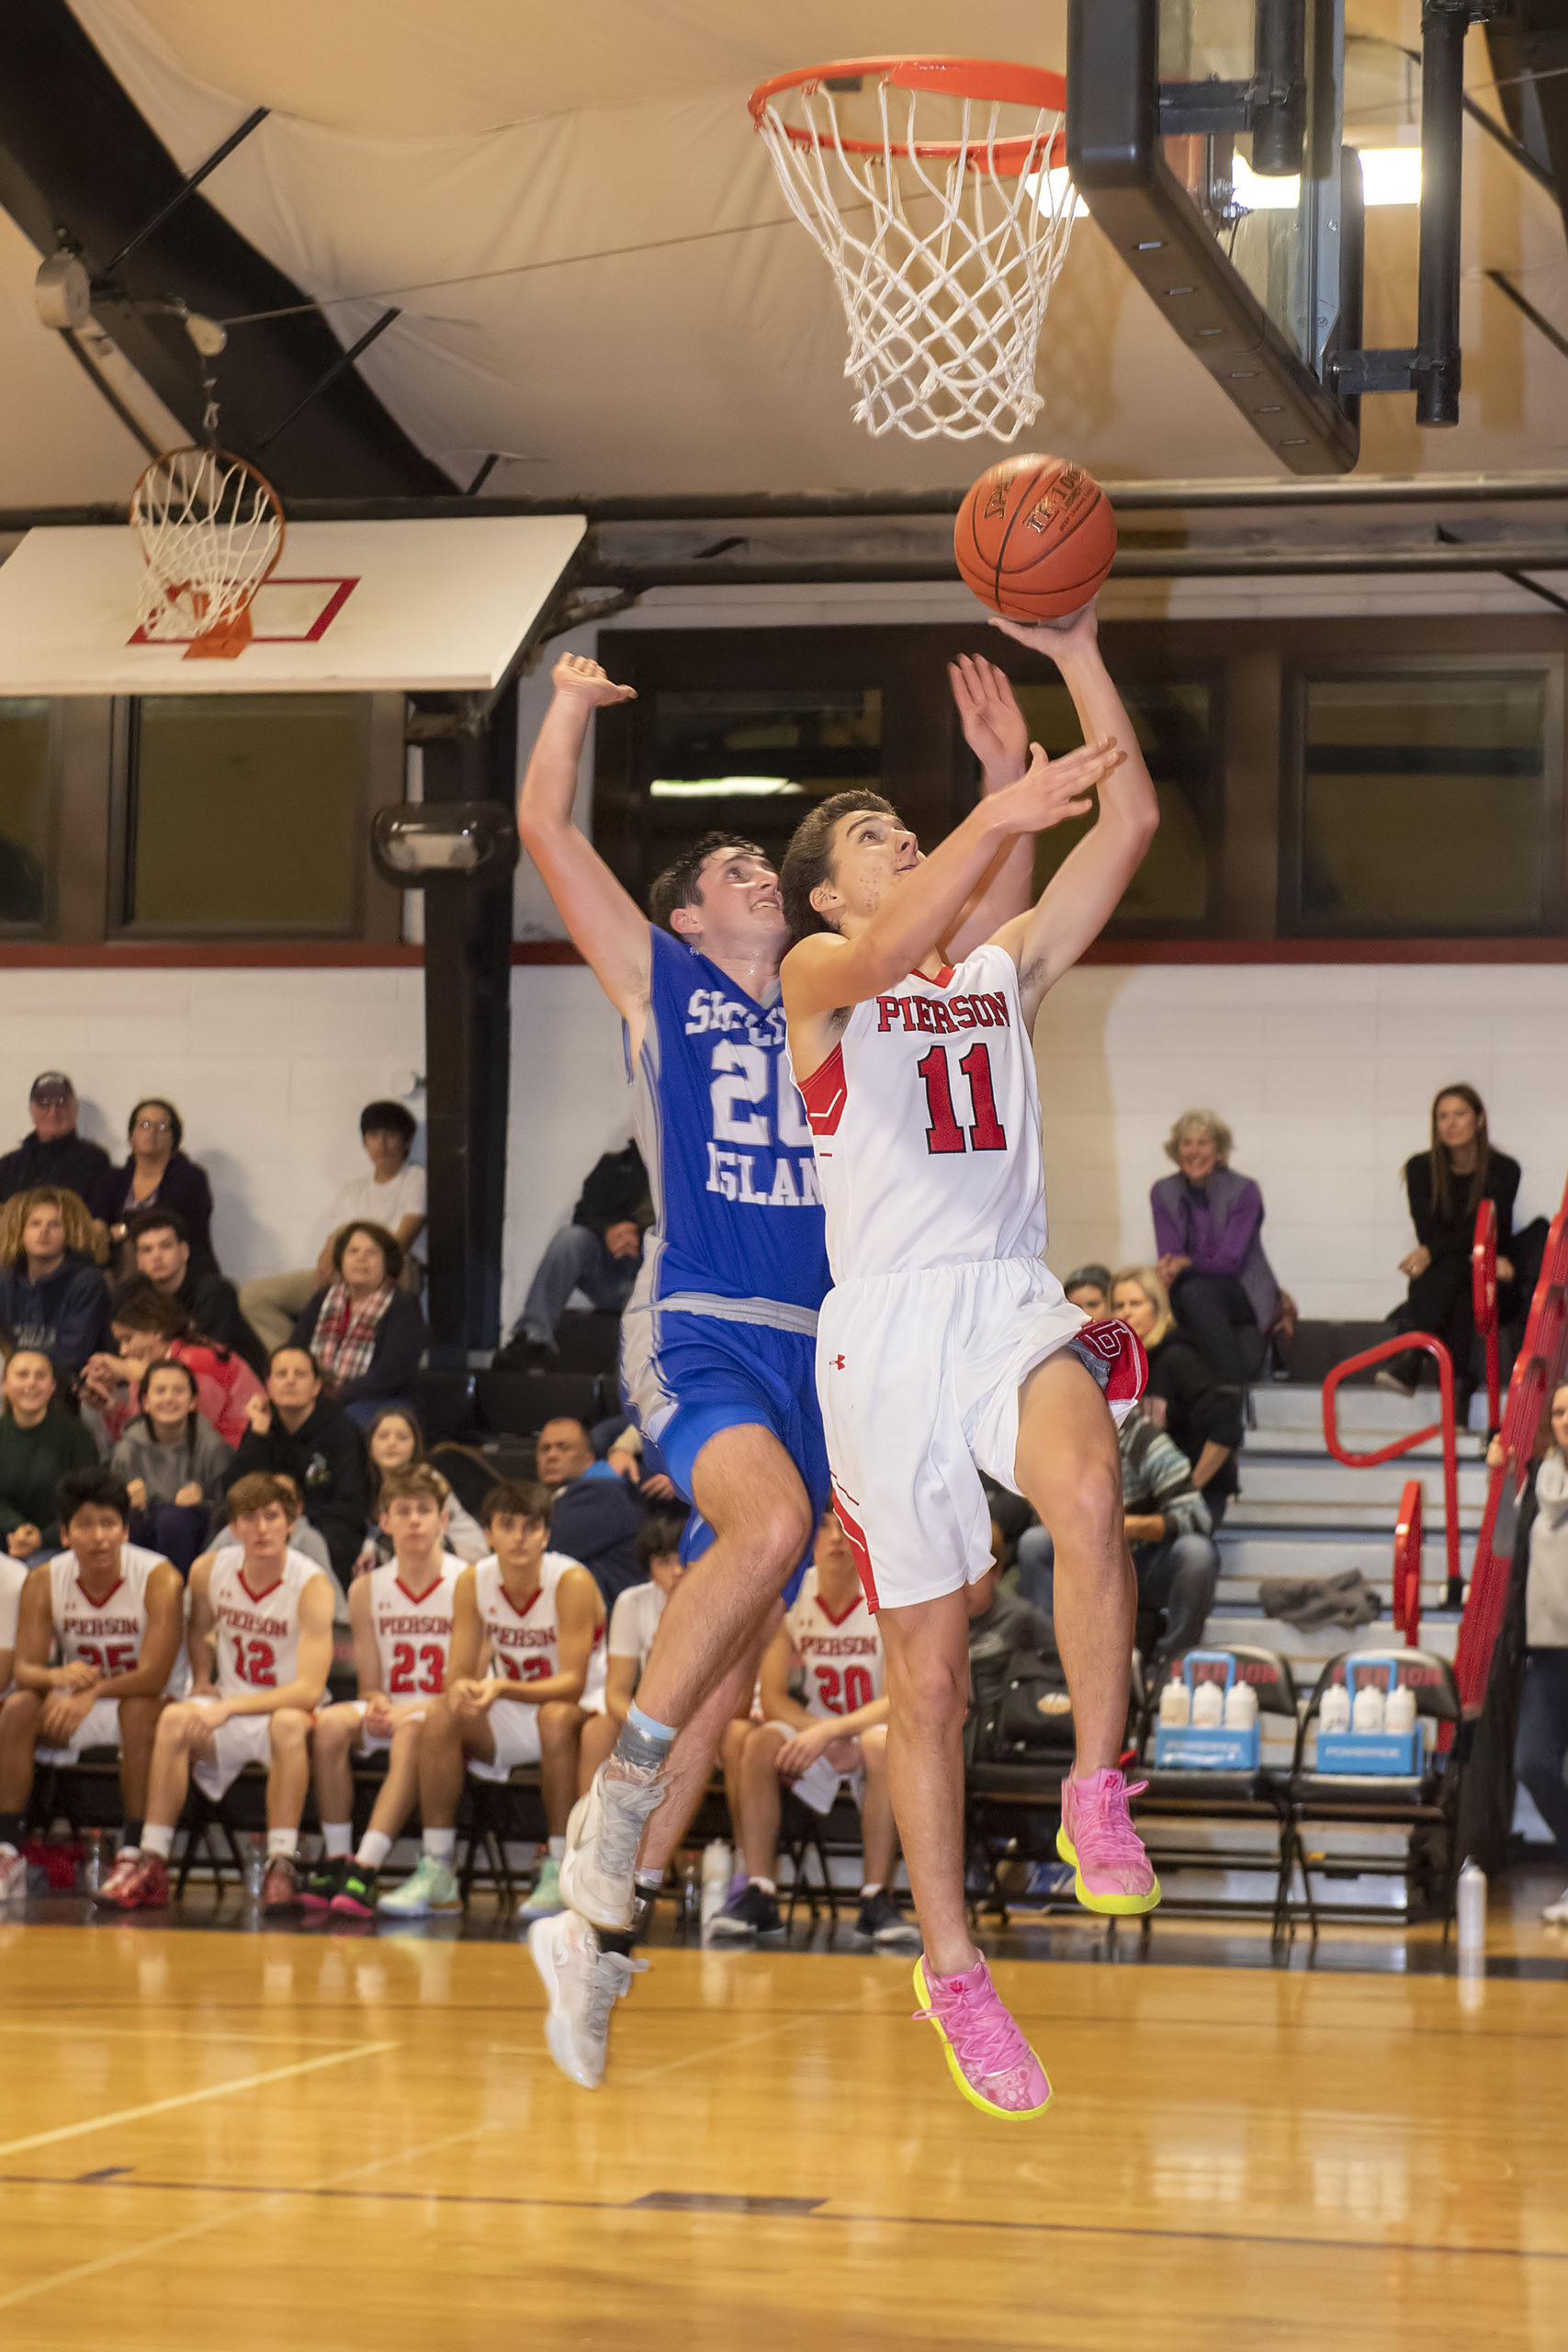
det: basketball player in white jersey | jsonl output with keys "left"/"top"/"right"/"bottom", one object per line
{"left": 779, "top": 603, "right": 1159, "bottom": 2120}
{"left": 95, "top": 1471, "right": 333, "bottom": 1912}
{"left": 303, "top": 1463, "right": 463, "bottom": 1920}
{"left": 711, "top": 1506, "right": 918, "bottom": 1950}
{"left": 0, "top": 1468, "right": 183, "bottom": 1901}
{"left": 379, "top": 1479, "right": 604, "bottom": 1918}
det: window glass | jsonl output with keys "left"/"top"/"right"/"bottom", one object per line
{"left": 0, "top": 698, "right": 50, "bottom": 925}
{"left": 1295, "top": 673, "right": 1550, "bottom": 930}
{"left": 1011, "top": 677, "right": 1215, "bottom": 924}
{"left": 642, "top": 687, "right": 882, "bottom": 877}
{"left": 126, "top": 695, "right": 361, "bottom": 931}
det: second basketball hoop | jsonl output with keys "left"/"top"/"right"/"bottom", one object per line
{"left": 749, "top": 56, "right": 1077, "bottom": 444}
{"left": 130, "top": 446, "right": 285, "bottom": 660}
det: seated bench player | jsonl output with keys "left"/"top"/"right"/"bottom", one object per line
{"left": 575, "top": 1511, "right": 689, "bottom": 1794}
{"left": 94, "top": 1472, "right": 333, "bottom": 1913}
{"left": 709, "top": 1508, "right": 919, "bottom": 1950}
{"left": 0, "top": 1468, "right": 184, "bottom": 1899}
{"left": 302, "top": 1463, "right": 463, "bottom": 1919}
{"left": 378, "top": 1478, "right": 604, "bottom": 1921}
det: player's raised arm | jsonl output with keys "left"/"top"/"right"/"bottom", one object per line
{"left": 781, "top": 739, "right": 1122, "bottom": 1027}
{"left": 516, "top": 652, "right": 651, "bottom": 1042}
{"left": 940, "top": 656, "right": 1037, "bottom": 961}
{"left": 989, "top": 607, "right": 1159, "bottom": 1023}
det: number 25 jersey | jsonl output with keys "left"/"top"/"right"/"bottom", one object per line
{"left": 794, "top": 941, "right": 1045, "bottom": 1283}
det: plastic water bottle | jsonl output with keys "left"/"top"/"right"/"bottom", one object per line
{"left": 241, "top": 1831, "right": 267, "bottom": 1900}
{"left": 1385, "top": 1686, "right": 1416, "bottom": 1738}
{"left": 1457, "top": 1859, "right": 1486, "bottom": 1962}
{"left": 1352, "top": 1681, "right": 1387, "bottom": 1736}
{"left": 1191, "top": 1679, "right": 1224, "bottom": 1728}
{"left": 1224, "top": 1681, "right": 1258, "bottom": 1731}
{"left": 700, "top": 1839, "right": 732, "bottom": 1929}
{"left": 1158, "top": 1679, "right": 1191, "bottom": 1728}
{"left": 1319, "top": 1683, "right": 1351, "bottom": 1736}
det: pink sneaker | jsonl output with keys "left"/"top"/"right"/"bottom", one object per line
{"left": 912, "top": 1955, "right": 1051, "bottom": 2120}
{"left": 1057, "top": 1768, "right": 1160, "bottom": 1915}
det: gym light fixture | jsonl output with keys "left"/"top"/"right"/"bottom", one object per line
{"left": 370, "top": 804, "right": 519, "bottom": 886}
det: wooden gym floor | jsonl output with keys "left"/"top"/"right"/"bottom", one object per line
{"left": 2, "top": 1882, "right": 1567, "bottom": 2351}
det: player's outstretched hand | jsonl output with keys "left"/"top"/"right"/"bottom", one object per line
{"left": 949, "top": 654, "right": 1028, "bottom": 786}
{"left": 551, "top": 651, "right": 637, "bottom": 707}
{"left": 989, "top": 604, "right": 1100, "bottom": 662}
{"left": 993, "top": 734, "right": 1122, "bottom": 837}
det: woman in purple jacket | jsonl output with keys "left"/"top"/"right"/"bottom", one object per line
{"left": 1151, "top": 1109, "right": 1293, "bottom": 1387}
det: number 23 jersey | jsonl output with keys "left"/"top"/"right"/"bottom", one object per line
{"left": 366, "top": 1557, "right": 462, "bottom": 1698}
{"left": 794, "top": 941, "right": 1045, "bottom": 1283}
{"left": 787, "top": 1566, "right": 883, "bottom": 1721}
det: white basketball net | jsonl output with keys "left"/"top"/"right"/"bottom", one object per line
{"left": 754, "top": 75, "right": 1077, "bottom": 442}
{"left": 130, "top": 446, "right": 284, "bottom": 641}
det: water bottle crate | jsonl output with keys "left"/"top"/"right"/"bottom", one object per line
{"left": 1315, "top": 1728, "right": 1423, "bottom": 1776}
{"left": 1154, "top": 1724, "right": 1261, "bottom": 1771}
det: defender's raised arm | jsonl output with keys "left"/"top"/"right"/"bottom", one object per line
{"left": 516, "top": 653, "right": 649, "bottom": 1043}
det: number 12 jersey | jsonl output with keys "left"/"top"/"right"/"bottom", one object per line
{"left": 795, "top": 940, "right": 1046, "bottom": 1282}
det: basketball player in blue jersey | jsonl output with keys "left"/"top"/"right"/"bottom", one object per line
{"left": 519, "top": 648, "right": 1094, "bottom": 2087}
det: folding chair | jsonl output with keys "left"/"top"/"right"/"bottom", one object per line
{"left": 1133, "top": 1645, "right": 1300, "bottom": 1939}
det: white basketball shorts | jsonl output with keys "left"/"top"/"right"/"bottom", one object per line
{"left": 36, "top": 1696, "right": 122, "bottom": 1763}
{"left": 192, "top": 1711, "right": 280, "bottom": 1801}
{"left": 818, "top": 1257, "right": 1145, "bottom": 1612}
{"left": 340, "top": 1696, "right": 430, "bottom": 1758}
{"left": 764, "top": 1722, "right": 865, "bottom": 1817}
{"left": 466, "top": 1698, "right": 544, "bottom": 1781}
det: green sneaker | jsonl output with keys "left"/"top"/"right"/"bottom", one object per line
{"left": 517, "top": 1856, "right": 563, "bottom": 1922}
{"left": 377, "top": 1854, "right": 461, "bottom": 1917}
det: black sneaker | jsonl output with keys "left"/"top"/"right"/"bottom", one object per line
{"left": 855, "top": 1890, "right": 921, "bottom": 1949}
{"left": 706, "top": 1883, "right": 784, "bottom": 1941}
{"left": 300, "top": 1856, "right": 344, "bottom": 1913}
{"left": 330, "top": 1862, "right": 380, "bottom": 1919}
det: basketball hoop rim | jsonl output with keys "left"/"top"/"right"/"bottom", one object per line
{"left": 748, "top": 55, "right": 1068, "bottom": 174}
{"left": 129, "top": 444, "right": 288, "bottom": 583}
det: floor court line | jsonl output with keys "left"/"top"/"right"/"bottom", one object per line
{"left": 2, "top": 2165, "right": 1563, "bottom": 2267}
{"left": 0, "top": 2038, "right": 398, "bottom": 2161}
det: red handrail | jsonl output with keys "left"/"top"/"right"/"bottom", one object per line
{"left": 1472, "top": 1197, "right": 1500, "bottom": 1431}
{"left": 1393, "top": 1478, "right": 1423, "bottom": 1646}
{"left": 1454, "top": 1178, "right": 1568, "bottom": 1719}
{"left": 1322, "top": 1329, "right": 1461, "bottom": 1598}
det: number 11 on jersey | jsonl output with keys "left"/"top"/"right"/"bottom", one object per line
{"left": 918, "top": 1043, "right": 1008, "bottom": 1156}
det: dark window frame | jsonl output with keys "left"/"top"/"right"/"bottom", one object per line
{"left": 0, "top": 694, "right": 65, "bottom": 937}
{"left": 1279, "top": 651, "right": 1566, "bottom": 939}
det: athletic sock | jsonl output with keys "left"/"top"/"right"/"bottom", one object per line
{"left": 613, "top": 1705, "right": 677, "bottom": 1775}
{"left": 141, "top": 1824, "right": 175, "bottom": 1860}
{"left": 322, "top": 1820, "right": 354, "bottom": 1859}
{"left": 356, "top": 1830, "right": 392, "bottom": 1871}
{"left": 547, "top": 1836, "right": 566, "bottom": 1862}
{"left": 626, "top": 1868, "right": 663, "bottom": 1942}
{"left": 266, "top": 1829, "right": 298, "bottom": 1862}
{"left": 424, "top": 1827, "right": 457, "bottom": 1864}
{"left": 0, "top": 1812, "right": 24, "bottom": 1850}
{"left": 119, "top": 1820, "right": 142, "bottom": 1854}
{"left": 859, "top": 1883, "right": 884, "bottom": 1901}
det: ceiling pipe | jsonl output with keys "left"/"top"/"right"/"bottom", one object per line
{"left": 575, "top": 542, "right": 1568, "bottom": 588}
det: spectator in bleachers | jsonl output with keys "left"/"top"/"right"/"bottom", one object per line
{"left": 495, "top": 1140, "right": 650, "bottom": 1367}
{"left": 109, "top": 1360, "right": 232, "bottom": 1574}
{"left": 80, "top": 1282, "right": 265, "bottom": 1453}
{"left": 0, "top": 1073, "right": 113, "bottom": 1218}
{"left": 360, "top": 1408, "right": 486, "bottom": 1567}
{"left": 965, "top": 1527, "right": 1057, "bottom": 1669}
{"left": 536, "top": 1415, "right": 642, "bottom": 1607}
{"left": 222, "top": 1346, "right": 368, "bottom": 1589}
{"left": 105, "top": 1100, "right": 215, "bottom": 1272}
{"left": 238, "top": 1101, "right": 426, "bottom": 1355}
{"left": 1017, "top": 1406, "right": 1218, "bottom": 1662}
{"left": 0, "top": 1348, "right": 99, "bottom": 1561}
{"left": 1500, "top": 1381, "right": 1568, "bottom": 1926}
{"left": 0, "top": 1466, "right": 186, "bottom": 1900}
{"left": 1151, "top": 1108, "right": 1294, "bottom": 1387}
{"left": 128, "top": 1209, "right": 267, "bottom": 1378}
{"left": 1064, "top": 1263, "right": 1113, "bottom": 1322}
{"left": 577, "top": 1510, "right": 688, "bottom": 1792}
{"left": 1380, "top": 1084, "right": 1521, "bottom": 1400}
{"left": 1112, "top": 1264, "right": 1243, "bottom": 1526}
{"left": 0, "top": 1188, "right": 109, "bottom": 1379}
{"left": 289, "top": 1221, "right": 426, "bottom": 1430}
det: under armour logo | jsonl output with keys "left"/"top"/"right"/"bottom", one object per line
{"left": 829, "top": 1354, "right": 846, "bottom": 1370}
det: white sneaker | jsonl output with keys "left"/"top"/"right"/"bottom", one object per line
{"left": 529, "top": 1909, "right": 646, "bottom": 2089}
{"left": 1541, "top": 1885, "right": 1568, "bottom": 1926}
{"left": 0, "top": 1846, "right": 27, "bottom": 1902}
{"left": 558, "top": 1761, "right": 665, "bottom": 1932}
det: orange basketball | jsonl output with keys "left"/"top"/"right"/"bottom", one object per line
{"left": 953, "top": 454, "right": 1117, "bottom": 621}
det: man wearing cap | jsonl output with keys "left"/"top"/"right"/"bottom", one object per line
{"left": 0, "top": 1076, "right": 114, "bottom": 1220}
